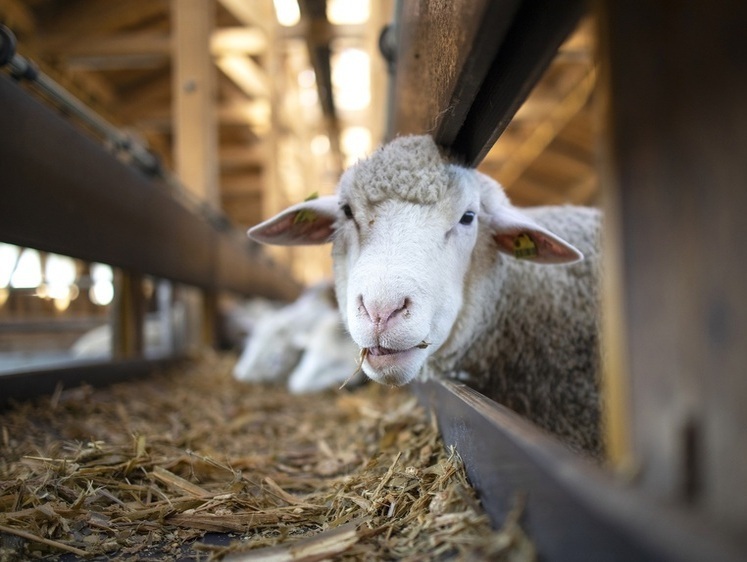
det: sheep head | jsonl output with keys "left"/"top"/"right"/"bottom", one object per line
{"left": 249, "top": 135, "right": 582, "bottom": 386}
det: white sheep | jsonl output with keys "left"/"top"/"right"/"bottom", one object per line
{"left": 232, "top": 281, "right": 362, "bottom": 393}
{"left": 286, "top": 306, "right": 363, "bottom": 394}
{"left": 248, "top": 135, "right": 602, "bottom": 454}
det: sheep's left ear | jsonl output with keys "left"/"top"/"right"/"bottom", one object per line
{"left": 248, "top": 195, "right": 338, "bottom": 246}
{"left": 488, "top": 206, "right": 583, "bottom": 264}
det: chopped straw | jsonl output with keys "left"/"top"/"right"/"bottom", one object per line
{"left": 0, "top": 352, "right": 535, "bottom": 560}
{"left": 339, "top": 348, "right": 368, "bottom": 390}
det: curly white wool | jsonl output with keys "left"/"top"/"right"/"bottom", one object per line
{"left": 249, "top": 135, "right": 602, "bottom": 455}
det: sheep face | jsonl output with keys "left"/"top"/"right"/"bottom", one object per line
{"left": 329, "top": 166, "right": 481, "bottom": 385}
{"left": 248, "top": 135, "right": 583, "bottom": 387}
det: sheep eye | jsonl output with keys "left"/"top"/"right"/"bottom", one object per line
{"left": 459, "top": 211, "right": 476, "bottom": 225}
{"left": 342, "top": 204, "right": 354, "bottom": 220}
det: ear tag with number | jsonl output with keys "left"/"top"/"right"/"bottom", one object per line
{"left": 293, "top": 192, "right": 320, "bottom": 224}
{"left": 513, "top": 233, "right": 538, "bottom": 259}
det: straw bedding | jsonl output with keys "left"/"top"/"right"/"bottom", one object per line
{"left": 0, "top": 353, "right": 534, "bottom": 560}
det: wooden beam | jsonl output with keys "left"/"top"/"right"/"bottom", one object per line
{"left": 215, "top": 54, "right": 270, "bottom": 98}
{"left": 0, "top": 358, "right": 184, "bottom": 410}
{"left": 41, "top": 31, "right": 172, "bottom": 58}
{"left": 450, "top": 0, "right": 585, "bottom": 165}
{"left": 0, "top": 75, "right": 299, "bottom": 299}
{"left": 119, "top": 73, "right": 172, "bottom": 120}
{"left": 218, "top": 99, "right": 271, "bottom": 127}
{"left": 219, "top": 145, "right": 265, "bottom": 170}
{"left": 42, "top": 27, "right": 266, "bottom": 72}
{"left": 0, "top": 0, "right": 36, "bottom": 35}
{"left": 63, "top": 68, "right": 120, "bottom": 106}
{"left": 524, "top": 146, "right": 594, "bottom": 186}
{"left": 111, "top": 271, "right": 145, "bottom": 359}
{"left": 391, "top": 0, "right": 522, "bottom": 142}
{"left": 220, "top": 201, "right": 263, "bottom": 229}
{"left": 38, "top": 1, "right": 168, "bottom": 40}
{"left": 211, "top": 27, "right": 267, "bottom": 56}
{"left": 131, "top": 100, "right": 270, "bottom": 132}
{"left": 220, "top": 173, "right": 264, "bottom": 195}
{"left": 412, "top": 378, "right": 746, "bottom": 561}
{"left": 171, "top": 0, "right": 220, "bottom": 205}
{"left": 598, "top": 0, "right": 747, "bottom": 534}
{"left": 217, "top": 0, "right": 271, "bottom": 31}
{"left": 494, "top": 68, "right": 595, "bottom": 188}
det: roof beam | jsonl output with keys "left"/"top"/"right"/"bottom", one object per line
{"left": 38, "top": 1, "right": 168, "bottom": 39}
{"left": 217, "top": 0, "right": 271, "bottom": 31}
{"left": 40, "top": 27, "right": 267, "bottom": 72}
{"left": 495, "top": 67, "right": 595, "bottom": 188}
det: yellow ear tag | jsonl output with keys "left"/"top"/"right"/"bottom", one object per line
{"left": 513, "top": 233, "right": 538, "bottom": 259}
{"left": 293, "top": 192, "right": 320, "bottom": 224}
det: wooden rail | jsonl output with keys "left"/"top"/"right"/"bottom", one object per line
{"left": 0, "top": 75, "right": 299, "bottom": 301}
{"left": 0, "top": 70, "right": 300, "bottom": 403}
{"left": 389, "top": 0, "right": 585, "bottom": 165}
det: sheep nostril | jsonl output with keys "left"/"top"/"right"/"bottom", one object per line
{"left": 358, "top": 296, "right": 410, "bottom": 328}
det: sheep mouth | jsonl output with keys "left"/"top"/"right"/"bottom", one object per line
{"left": 366, "top": 341, "right": 429, "bottom": 357}
{"left": 367, "top": 346, "right": 401, "bottom": 357}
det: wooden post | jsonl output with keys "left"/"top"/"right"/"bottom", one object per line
{"left": 172, "top": 0, "right": 219, "bottom": 348}
{"left": 111, "top": 270, "right": 145, "bottom": 359}
{"left": 171, "top": 0, "right": 219, "bottom": 204}
{"left": 597, "top": 0, "right": 747, "bottom": 535}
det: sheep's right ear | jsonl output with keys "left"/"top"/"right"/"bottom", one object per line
{"left": 248, "top": 195, "right": 338, "bottom": 246}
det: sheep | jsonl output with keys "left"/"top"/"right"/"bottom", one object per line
{"left": 218, "top": 296, "right": 281, "bottom": 350}
{"left": 286, "top": 307, "right": 364, "bottom": 394}
{"left": 232, "top": 281, "right": 363, "bottom": 393}
{"left": 248, "top": 135, "right": 602, "bottom": 455}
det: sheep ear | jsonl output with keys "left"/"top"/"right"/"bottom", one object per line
{"left": 488, "top": 206, "right": 583, "bottom": 264}
{"left": 248, "top": 196, "right": 338, "bottom": 246}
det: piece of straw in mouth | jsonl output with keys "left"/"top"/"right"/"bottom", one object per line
{"left": 339, "top": 348, "right": 369, "bottom": 390}
{"left": 339, "top": 341, "right": 430, "bottom": 390}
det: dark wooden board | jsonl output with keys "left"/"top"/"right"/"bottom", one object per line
{"left": 0, "top": 75, "right": 300, "bottom": 301}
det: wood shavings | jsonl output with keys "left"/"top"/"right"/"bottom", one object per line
{"left": 0, "top": 353, "right": 535, "bottom": 560}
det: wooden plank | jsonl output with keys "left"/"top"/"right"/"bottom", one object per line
{"left": 40, "top": 27, "right": 265, "bottom": 66}
{"left": 390, "top": 0, "right": 585, "bottom": 166}
{"left": 598, "top": 0, "right": 747, "bottom": 535}
{"left": 0, "top": 358, "right": 183, "bottom": 410}
{"left": 217, "top": 0, "right": 272, "bottom": 31}
{"left": 219, "top": 145, "right": 265, "bottom": 171}
{"left": 171, "top": 0, "right": 220, "bottom": 204}
{"left": 220, "top": 174, "right": 263, "bottom": 195}
{"left": 211, "top": 27, "right": 266, "bottom": 56}
{"left": 39, "top": 31, "right": 172, "bottom": 58}
{"left": 0, "top": 74, "right": 300, "bottom": 301}
{"left": 37, "top": 1, "right": 168, "bottom": 39}
{"left": 119, "top": 73, "right": 173, "bottom": 122}
{"left": 111, "top": 271, "right": 145, "bottom": 359}
{"left": 451, "top": 0, "right": 585, "bottom": 165}
{"left": 391, "top": 0, "right": 521, "bottom": 143}
{"left": 413, "top": 378, "right": 746, "bottom": 561}
{"left": 494, "top": 67, "right": 595, "bottom": 188}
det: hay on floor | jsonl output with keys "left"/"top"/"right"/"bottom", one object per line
{"left": 0, "top": 353, "right": 534, "bottom": 561}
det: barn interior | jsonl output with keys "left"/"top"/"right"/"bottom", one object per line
{"left": 1, "top": 0, "right": 746, "bottom": 560}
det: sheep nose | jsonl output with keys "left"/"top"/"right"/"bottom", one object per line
{"left": 357, "top": 295, "right": 410, "bottom": 330}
